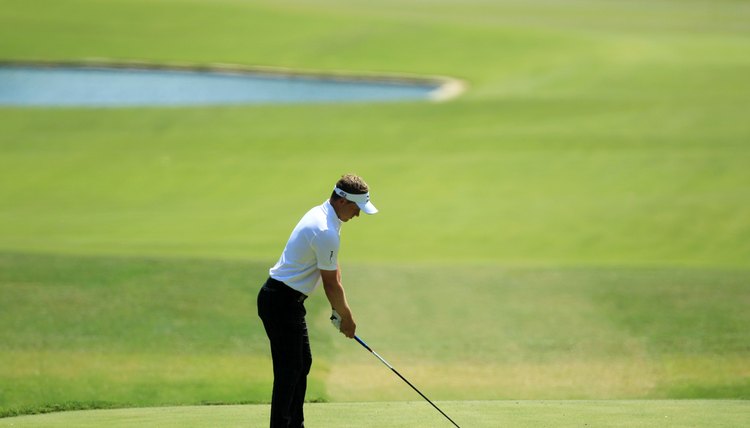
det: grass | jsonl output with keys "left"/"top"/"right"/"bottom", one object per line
{"left": 1, "top": 0, "right": 749, "bottom": 266}
{"left": 1, "top": 0, "right": 749, "bottom": 424}
{"left": 1, "top": 401, "right": 749, "bottom": 428}
{"left": 0, "top": 252, "right": 328, "bottom": 413}
{"left": 1, "top": 100, "right": 748, "bottom": 266}
{"left": 1, "top": 252, "right": 748, "bottom": 415}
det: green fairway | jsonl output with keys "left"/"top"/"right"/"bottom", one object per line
{"left": 1, "top": 401, "right": 748, "bottom": 428}
{"left": 1, "top": 0, "right": 749, "bottom": 423}
{"left": 1, "top": 0, "right": 749, "bottom": 266}
{"left": 1, "top": 253, "right": 748, "bottom": 415}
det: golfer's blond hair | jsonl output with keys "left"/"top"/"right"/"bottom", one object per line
{"left": 333, "top": 173, "right": 369, "bottom": 198}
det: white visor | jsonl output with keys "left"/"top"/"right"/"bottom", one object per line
{"left": 334, "top": 187, "right": 378, "bottom": 214}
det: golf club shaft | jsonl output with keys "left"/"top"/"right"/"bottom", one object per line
{"left": 354, "top": 335, "right": 461, "bottom": 428}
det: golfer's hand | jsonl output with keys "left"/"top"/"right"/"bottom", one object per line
{"left": 330, "top": 309, "right": 356, "bottom": 338}
{"left": 340, "top": 316, "right": 356, "bottom": 338}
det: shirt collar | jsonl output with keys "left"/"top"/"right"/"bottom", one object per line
{"left": 324, "top": 200, "right": 343, "bottom": 228}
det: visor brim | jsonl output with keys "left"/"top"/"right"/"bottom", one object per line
{"left": 357, "top": 201, "right": 378, "bottom": 215}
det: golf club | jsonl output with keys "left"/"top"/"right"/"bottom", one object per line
{"left": 353, "top": 334, "right": 462, "bottom": 428}
{"left": 331, "top": 311, "right": 461, "bottom": 427}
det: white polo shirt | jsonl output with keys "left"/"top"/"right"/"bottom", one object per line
{"left": 269, "top": 201, "right": 341, "bottom": 295}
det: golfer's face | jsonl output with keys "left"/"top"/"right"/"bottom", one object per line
{"left": 340, "top": 200, "right": 361, "bottom": 222}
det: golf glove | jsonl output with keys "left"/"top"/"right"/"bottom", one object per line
{"left": 330, "top": 309, "right": 342, "bottom": 331}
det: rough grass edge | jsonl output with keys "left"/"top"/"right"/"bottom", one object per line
{"left": 0, "top": 400, "right": 277, "bottom": 419}
{"left": 0, "top": 401, "right": 128, "bottom": 419}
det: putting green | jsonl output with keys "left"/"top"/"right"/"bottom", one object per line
{"left": 0, "top": 401, "right": 747, "bottom": 428}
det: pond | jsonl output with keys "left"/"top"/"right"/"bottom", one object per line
{"left": 0, "top": 65, "right": 445, "bottom": 107}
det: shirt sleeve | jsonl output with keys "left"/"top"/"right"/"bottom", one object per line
{"left": 312, "top": 229, "right": 339, "bottom": 271}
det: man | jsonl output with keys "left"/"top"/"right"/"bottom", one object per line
{"left": 257, "top": 173, "right": 378, "bottom": 428}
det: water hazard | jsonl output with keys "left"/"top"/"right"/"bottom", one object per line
{"left": 0, "top": 65, "right": 444, "bottom": 107}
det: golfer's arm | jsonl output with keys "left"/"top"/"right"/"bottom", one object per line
{"left": 321, "top": 267, "right": 352, "bottom": 320}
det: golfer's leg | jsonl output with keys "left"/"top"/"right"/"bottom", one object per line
{"left": 258, "top": 288, "right": 304, "bottom": 428}
{"left": 268, "top": 332, "right": 304, "bottom": 428}
{"left": 290, "top": 318, "right": 312, "bottom": 427}
{"left": 264, "top": 315, "right": 306, "bottom": 426}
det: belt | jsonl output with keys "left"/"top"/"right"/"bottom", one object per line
{"left": 263, "top": 277, "right": 308, "bottom": 303}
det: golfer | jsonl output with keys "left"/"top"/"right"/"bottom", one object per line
{"left": 257, "top": 173, "right": 378, "bottom": 428}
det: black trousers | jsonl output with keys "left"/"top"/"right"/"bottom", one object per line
{"left": 257, "top": 277, "right": 312, "bottom": 428}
